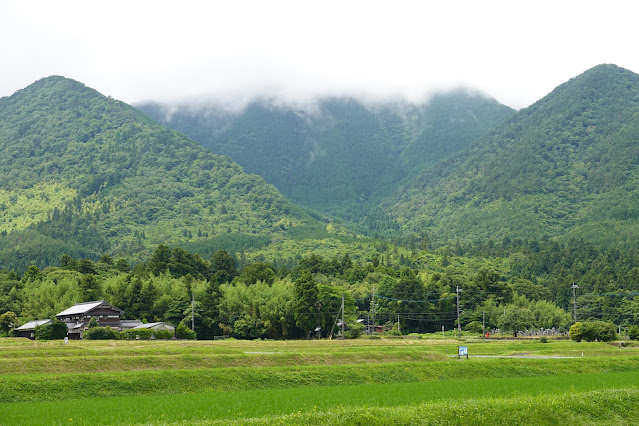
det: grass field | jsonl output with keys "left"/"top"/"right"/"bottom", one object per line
{"left": 1, "top": 337, "right": 638, "bottom": 424}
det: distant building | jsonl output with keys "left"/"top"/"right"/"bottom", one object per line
{"left": 133, "top": 322, "right": 175, "bottom": 333}
{"left": 56, "top": 300, "right": 124, "bottom": 340}
{"left": 15, "top": 319, "right": 52, "bottom": 340}
{"left": 357, "top": 318, "right": 384, "bottom": 334}
{"left": 19, "top": 301, "right": 172, "bottom": 340}
{"left": 120, "top": 320, "right": 144, "bottom": 330}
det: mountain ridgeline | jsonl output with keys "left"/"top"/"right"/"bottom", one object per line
{"left": 0, "top": 76, "right": 321, "bottom": 270}
{"left": 2, "top": 64, "right": 639, "bottom": 273}
{"left": 137, "top": 92, "right": 514, "bottom": 228}
{"left": 387, "top": 64, "right": 639, "bottom": 249}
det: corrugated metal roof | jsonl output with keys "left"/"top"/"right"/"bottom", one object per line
{"left": 121, "top": 320, "right": 143, "bottom": 326}
{"left": 15, "top": 319, "right": 51, "bottom": 331}
{"left": 134, "top": 322, "right": 161, "bottom": 329}
{"left": 133, "top": 322, "right": 175, "bottom": 330}
{"left": 120, "top": 320, "right": 144, "bottom": 330}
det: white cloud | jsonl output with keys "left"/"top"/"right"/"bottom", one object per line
{"left": 1, "top": 0, "right": 638, "bottom": 109}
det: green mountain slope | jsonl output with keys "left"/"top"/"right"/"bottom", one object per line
{"left": 137, "top": 92, "right": 514, "bottom": 226}
{"left": 386, "top": 64, "right": 639, "bottom": 248}
{"left": 0, "top": 77, "right": 321, "bottom": 270}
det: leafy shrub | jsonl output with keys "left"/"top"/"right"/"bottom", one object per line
{"left": 84, "top": 326, "right": 120, "bottom": 340}
{"left": 540, "top": 336, "right": 548, "bottom": 343}
{"left": 570, "top": 321, "right": 617, "bottom": 342}
{"left": 627, "top": 325, "right": 639, "bottom": 341}
{"left": 176, "top": 323, "right": 196, "bottom": 340}
{"left": 464, "top": 321, "right": 484, "bottom": 334}
{"left": 344, "top": 322, "right": 364, "bottom": 339}
{"left": 121, "top": 328, "right": 153, "bottom": 340}
{"left": 154, "top": 329, "right": 174, "bottom": 340}
{"left": 385, "top": 325, "right": 401, "bottom": 337}
{"left": 35, "top": 319, "right": 68, "bottom": 340}
{"left": 569, "top": 322, "right": 583, "bottom": 342}
{"left": 0, "top": 311, "right": 18, "bottom": 333}
{"left": 232, "top": 314, "right": 267, "bottom": 339}
{"left": 583, "top": 321, "right": 617, "bottom": 342}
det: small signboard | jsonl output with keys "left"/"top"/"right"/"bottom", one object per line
{"left": 458, "top": 345, "right": 468, "bottom": 359}
{"left": 64, "top": 337, "right": 68, "bottom": 345}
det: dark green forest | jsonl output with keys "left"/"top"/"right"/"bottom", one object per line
{"left": 2, "top": 66, "right": 639, "bottom": 339}
{"left": 0, "top": 76, "right": 324, "bottom": 271}
{"left": 388, "top": 64, "right": 639, "bottom": 249}
{"left": 138, "top": 92, "right": 514, "bottom": 230}
{"left": 3, "top": 235, "right": 638, "bottom": 340}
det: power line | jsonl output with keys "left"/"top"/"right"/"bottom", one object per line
{"left": 375, "top": 295, "right": 456, "bottom": 303}
{"left": 581, "top": 292, "right": 639, "bottom": 297}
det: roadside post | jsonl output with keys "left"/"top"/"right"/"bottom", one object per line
{"left": 458, "top": 345, "right": 468, "bottom": 360}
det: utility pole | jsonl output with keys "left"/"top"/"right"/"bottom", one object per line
{"left": 341, "top": 294, "right": 345, "bottom": 337}
{"left": 397, "top": 313, "right": 401, "bottom": 334}
{"left": 191, "top": 293, "right": 195, "bottom": 331}
{"left": 456, "top": 286, "right": 463, "bottom": 338}
{"left": 482, "top": 311, "right": 486, "bottom": 336}
{"left": 572, "top": 283, "right": 579, "bottom": 323}
{"left": 371, "top": 286, "right": 376, "bottom": 335}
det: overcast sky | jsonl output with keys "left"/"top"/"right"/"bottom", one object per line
{"left": 1, "top": 1, "right": 637, "bottom": 110}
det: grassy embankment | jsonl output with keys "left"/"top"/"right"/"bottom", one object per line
{"left": 0, "top": 337, "right": 638, "bottom": 424}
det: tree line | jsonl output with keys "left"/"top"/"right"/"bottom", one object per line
{"left": 2, "top": 235, "right": 639, "bottom": 339}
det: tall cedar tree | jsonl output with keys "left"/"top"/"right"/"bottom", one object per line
{"left": 293, "top": 270, "right": 319, "bottom": 339}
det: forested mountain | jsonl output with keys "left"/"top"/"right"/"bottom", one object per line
{"left": 3, "top": 71, "right": 639, "bottom": 337}
{"left": 387, "top": 64, "right": 639, "bottom": 249}
{"left": 0, "top": 76, "right": 323, "bottom": 270}
{"left": 137, "top": 92, "right": 514, "bottom": 226}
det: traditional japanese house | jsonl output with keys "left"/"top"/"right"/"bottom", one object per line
{"left": 56, "top": 300, "right": 124, "bottom": 340}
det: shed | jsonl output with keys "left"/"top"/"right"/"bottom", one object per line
{"left": 133, "top": 322, "right": 175, "bottom": 332}
{"left": 120, "top": 320, "right": 144, "bottom": 330}
{"left": 357, "top": 318, "right": 384, "bottom": 334}
{"left": 15, "top": 319, "right": 52, "bottom": 339}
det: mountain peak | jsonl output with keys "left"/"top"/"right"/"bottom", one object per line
{"left": 14, "top": 75, "right": 94, "bottom": 98}
{"left": 517, "top": 64, "right": 639, "bottom": 121}
{"left": 387, "top": 64, "right": 639, "bottom": 248}
{"left": 0, "top": 76, "right": 318, "bottom": 270}
{"left": 0, "top": 75, "right": 121, "bottom": 120}
{"left": 568, "top": 64, "right": 639, "bottom": 91}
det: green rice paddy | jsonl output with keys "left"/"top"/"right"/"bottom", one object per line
{"left": 0, "top": 337, "right": 638, "bottom": 424}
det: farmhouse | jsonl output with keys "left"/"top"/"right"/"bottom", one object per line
{"left": 56, "top": 300, "right": 124, "bottom": 340}
{"left": 15, "top": 319, "right": 52, "bottom": 339}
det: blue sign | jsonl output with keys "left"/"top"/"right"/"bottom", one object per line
{"left": 458, "top": 346, "right": 468, "bottom": 356}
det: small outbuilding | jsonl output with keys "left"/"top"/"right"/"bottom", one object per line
{"left": 357, "top": 318, "right": 384, "bottom": 334}
{"left": 133, "top": 322, "right": 175, "bottom": 333}
{"left": 120, "top": 320, "right": 144, "bottom": 330}
{"left": 15, "top": 319, "right": 52, "bottom": 340}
